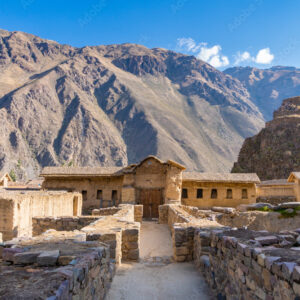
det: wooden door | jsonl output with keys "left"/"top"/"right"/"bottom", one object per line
{"left": 139, "top": 189, "right": 163, "bottom": 219}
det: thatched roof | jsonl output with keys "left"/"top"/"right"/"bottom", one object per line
{"left": 41, "top": 166, "right": 124, "bottom": 177}
{"left": 182, "top": 172, "right": 260, "bottom": 183}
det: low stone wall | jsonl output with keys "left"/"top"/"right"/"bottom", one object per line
{"left": 0, "top": 238, "right": 115, "bottom": 299}
{"left": 134, "top": 205, "right": 143, "bottom": 223}
{"left": 32, "top": 216, "right": 99, "bottom": 236}
{"left": 217, "top": 211, "right": 300, "bottom": 232}
{"left": 81, "top": 204, "right": 140, "bottom": 263}
{"left": 92, "top": 207, "right": 121, "bottom": 216}
{"left": 159, "top": 204, "right": 222, "bottom": 262}
{"left": 257, "top": 195, "right": 296, "bottom": 205}
{"left": 172, "top": 224, "right": 196, "bottom": 262}
{"left": 194, "top": 228, "right": 300, "bottom": 299}
{"left": 122, "top": 227, "right": 140, "bottom": 261}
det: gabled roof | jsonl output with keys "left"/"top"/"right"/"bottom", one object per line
{"left": 0, "top": 172, "right": 12, "bottom": 183}
{"left": 132, "top": 155, "right": 186, "bottom": 171}
{"left": 41, "top": 166, "right": 124, "bottom": 177}
{"left": 182, "top": 172, "right": 260, "bottom": 183}
{"left": 258, "top": 179, "right": 294, "bottom": 186}
{"left": 288, "top": 172, "right": 300, "bottom": 182}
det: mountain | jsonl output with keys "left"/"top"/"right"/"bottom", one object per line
{"left": 224, "top": 66, "right": 300, "bottom": 121}
{"left": 232, "top": 96, "right": 300, "bottom": 180}
{"left": 0, "top": 29, "right": 264, "bottom": 179}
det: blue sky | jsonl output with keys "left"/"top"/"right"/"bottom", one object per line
{"left": 1, "top": 0, "right": 300, "bottom": 69}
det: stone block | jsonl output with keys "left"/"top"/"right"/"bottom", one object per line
{"left": 265, "top": 256, "right": 281, "bottom": 271}
{"left": 254, "top": 236, "right": 278, "bottom": 246}
{"left": 37, "top": 250, "right": 60, "bottom": 266}
{"left": 175, "top": 246, "right": 189, "bottom": 256}
{"left": 58, "top": 256, "right": 76, "bottom": 266}
{"left": 127, "top": 249, "right": 139, "bottom": 261}
{"left": 293, "top": 266, "right": 300, "bottom": 282}
{"left": 282, "top": 262, "right": 296, "bottom": 280}
{"left": 13, "top": 251, "right": 41, "bottom": 265}
{"left": 2, "top": 248, "right": 24, "bottom": 262}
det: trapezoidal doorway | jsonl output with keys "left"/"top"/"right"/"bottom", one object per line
{"left": 138, "top": 189, "right": 163, "bottom": 219}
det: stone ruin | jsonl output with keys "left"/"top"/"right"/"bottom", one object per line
{"left": 1, "top": 200, "right": 300, "bottom": 298}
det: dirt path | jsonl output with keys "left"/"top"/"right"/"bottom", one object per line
{"left": 106, "top": 221, "right": 211, "bottom": 300}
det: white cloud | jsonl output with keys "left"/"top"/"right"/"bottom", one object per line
{"left": 254, "top": 48, "right": 274, "bottom": 64}
{"left": 177, "top": 38, "right": 275, "bottom": 67}
{"left": 233, "top": 48, "right": 275, "bottom": 65}
{"left": 177, "top": 38, "right": 229, "bottom": 68}
{"left": 234, "top": 51, "right": 251, "bottom": 65}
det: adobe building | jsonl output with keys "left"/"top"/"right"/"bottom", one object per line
{"left": 288, "top": 172, "right": 300, "bottom": 201}
{"left": 256, "top": 179, "right": 296, "bottom": 204}
{"left": 181, "top": 172, "right": 260, "bottom": 208}
{"left": 41, "top": 156, "right": 260, "bottom": 216}
{"left": 0, "top": 172, "right": 12, "bottom": 188}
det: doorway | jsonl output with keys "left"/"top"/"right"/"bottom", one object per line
{"left": 138, "top": 189, "right": 163, "bottom": 219}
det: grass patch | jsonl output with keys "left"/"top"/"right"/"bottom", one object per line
{"left": 256, "top": 205, "right": 300, "bottom": 218}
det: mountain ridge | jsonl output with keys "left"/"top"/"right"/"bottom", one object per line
{"left": 0, "top": 29, "right": 264, "bottom": 179}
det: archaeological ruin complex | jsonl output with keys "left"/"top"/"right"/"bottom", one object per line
{"left": 1, "top": 156, "right": 300, "bottom": 298}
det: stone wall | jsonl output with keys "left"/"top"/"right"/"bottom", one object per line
{"left": 134, "top": 205, "right": 143, "bottom": 223}
{"left": 122, "top": 227, "right": 140, "bottom": 261}
{"left": 217, "top": 211, "right": 300, "bottom": 232}
{"left": 257, "top": 195, "right": 296, "bottom": 205}
{"left": 0, "top": 191, "right": 82, "bottom": 241}
{"left": 32, "top": 216, "right": 99, "bottom": 236}
{"left": 92, "top": 207, "right": 121, "bottom": 216}
{"left": 194, "top": 228, "right": 300, "bottom": 299}
{"left": 158, "top": 204, "right": 222, "bottom": 262}
{"left": 0, "top": 238, "right": 115, "bottom": 300}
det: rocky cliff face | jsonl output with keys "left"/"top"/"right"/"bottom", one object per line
{"left": 0, "top": 29, "right": 264, "bottom": 179}
{"left": 232, "top": 96, "right": 300, "bottom": 180}
{"left": 224, "top": 66, "right": 300, "bottom": 121}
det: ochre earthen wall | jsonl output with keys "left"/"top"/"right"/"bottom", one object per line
{"left": 181, "top": 181, "right": 256, "bottom": 208}
{"left": 43, "top": 176, "right": 123, "bottom": 213}
{"left": 0, "top": 191, "right": 82, "bottom": 241}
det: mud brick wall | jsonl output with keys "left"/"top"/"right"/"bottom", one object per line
{"left": 32, "top": 216, "right": 99, "bottom": 236}
{"left": 194, "top": 228, "right": 300, "bottom": 299}
{"left": 121, "top": 225, "right": 140, "bottom": 261}
{"left": 134, "top": 205, "right": 143, "bottom": 223}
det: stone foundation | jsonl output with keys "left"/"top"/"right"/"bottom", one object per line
{"left": 194, "top": 228, "right": 300, "bottom": 299}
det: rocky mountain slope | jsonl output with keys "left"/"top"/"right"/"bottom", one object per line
{"left": 224, "top": 66, "right": 300, "bottom": 120}
{"left": 232, "top": 96, "right": 300, "bottom": 180}
{"left": 0, "top": 29, "right": 264, "bottom": 179}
